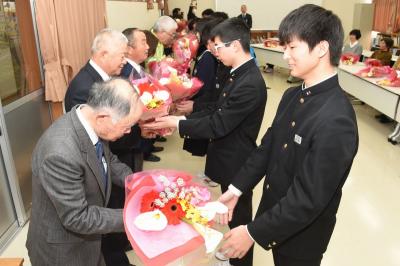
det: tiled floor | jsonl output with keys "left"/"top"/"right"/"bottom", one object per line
{"left": 2, "top": 68, "right": 400, "bottom": 265}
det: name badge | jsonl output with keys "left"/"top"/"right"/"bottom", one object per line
{"left": 294, "top": 134, "right": 302, "bottom": 145}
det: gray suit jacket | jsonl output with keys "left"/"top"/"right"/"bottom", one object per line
{"left": 26, "top": 107, "right": 132, "bottom": 266}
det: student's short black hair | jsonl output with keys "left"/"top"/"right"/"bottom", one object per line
{"left": 196, "top": 18, "right": 224, "bottom": 46}
{"left": 210, "top": 17, "right": 250, "bottom": 53}
{"left": 381, "top": 37, "right": 394, "bottom": 49}
{"left": 278, "top": 4, "right": 344, "bottom": 66}
{"left": 202, "top": 8, "right": 214, "bottom": 17}
{"left": 349, "top": 29, "right": 361, "bottom": 40}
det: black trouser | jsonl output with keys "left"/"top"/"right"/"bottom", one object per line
{"left": 101, "top": 149, "right": 141, "bottom": 266}
{"left": 273, "top": 250, "right": 322, "bottom": 266}
{"left": 221, "top": 184, "right": 254, "bottom": 266}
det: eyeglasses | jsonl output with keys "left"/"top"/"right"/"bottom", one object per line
{"left": 214, "top": 39, "right": 240, "bottom": 52}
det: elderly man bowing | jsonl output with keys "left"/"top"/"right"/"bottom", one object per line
{"left": 27, "top": 78, "right": 142, "bottom": 266}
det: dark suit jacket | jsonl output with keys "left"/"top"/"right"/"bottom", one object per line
{"left": 183, "top": 50, "right": 218, "bottom": 156}
{"left": 231, "top": 75, "right": 359, "bottom": 259}
{"left": 109, "top": 61, "right": 142, "bottom": 153}
{"left": 26, "top": 107, "right": 132, "bottom": 266}
{"left": 179, "top": 59, "right": 267, "bottom": 187}
{"left": 64, "top": 61, "right": 103, "bottom": 112}
{"left": 238, "top": 13, "right": 252, "bottom": 28}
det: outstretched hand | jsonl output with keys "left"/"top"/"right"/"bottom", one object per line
{"left": 142, "top": 116, "right": 184, "bottom": 130}
{"left": 215, "top": 190, "right": 239, "bottom": 225}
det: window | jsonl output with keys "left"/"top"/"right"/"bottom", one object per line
{"left": 0, "top": 0, "right": 42, "bottom": 105}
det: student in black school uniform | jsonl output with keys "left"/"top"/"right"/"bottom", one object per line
{"left": 176, "top": 18, "right": 222, "bottom": 157}
{"left": 216, "top": 5, "right": 359, "bottom": 266}
{"left": 144, "top": 18, "right": 267, "bottom": 266}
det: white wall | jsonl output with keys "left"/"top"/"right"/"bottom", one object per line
{"left": 168, "top": 0, "right": 215, "bottom": 19}
{"left": 106, "top": 1, "right": 160, "bottom": 31}
{"left": 215, "top": 0, "right": 322, "bottom": 30}
{"left": 322, "top": 0, "right": 374, "bottom": 49}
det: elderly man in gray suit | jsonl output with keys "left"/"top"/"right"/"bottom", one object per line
{"left": 26, "top": 78, "right": 142, "bottom": 266}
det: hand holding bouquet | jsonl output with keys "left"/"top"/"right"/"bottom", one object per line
{"left": 124, "top": 170, "right": 227, "bottom": 266}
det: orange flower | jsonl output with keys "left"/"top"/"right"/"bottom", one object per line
{"left": 140, "top": 190, "right": 159, "bottom": 213}
{"left": 160, "top": 199, "right": 185, "bottom": 225}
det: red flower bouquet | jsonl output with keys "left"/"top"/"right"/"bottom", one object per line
{"left": 264, "top": 39, "right": 279, "bottom": 48}
{"left": 124, "top": 169, "right": 227, "bottom": 266}
{"left": 356, "top": 66, "right": 392, "bottom": 78}
{"left": 364, "top": 58, "right": 383, "bottom": 67}
{"left": 340, "top": 53, "right": 360, "bottom": 65}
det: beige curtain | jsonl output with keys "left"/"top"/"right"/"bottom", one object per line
{"left": 35, "top": 0, "right": 106, "bottom": 102}
{"left": 35, "top": 0, "right": 66, "bottom": 102}
{"left": 394, "top": 0, "right": 400, "bottom": 33}
{"left": 373, "top": 0, "right": 396, "bottom": 33}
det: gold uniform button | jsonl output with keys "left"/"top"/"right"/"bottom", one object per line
{"left": 266, "top": 183, "right": 270, "bottom": 189}
{"left": 300, "top": 98, "right": 304, "bottom": 104}
{"left": 229, "top": 78, "right": 233, "bottom": 82}
{"left": 291, "top": 121, "right": 296, "bottom": 127}
{"left": 223, "top": 92, "right": 226, "bottom": 97}
{"left": 272, "top": 241, "right": 277, "bottom": 246}
{"left": 218, "top": 108, "right": 222, "bottom": 111}
{"left": 283, "top": 143, "right": 288, "bottom": 149}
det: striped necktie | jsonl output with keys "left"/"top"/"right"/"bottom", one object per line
{"left": 95, "top": 140, "right": 107, "bottom": 191}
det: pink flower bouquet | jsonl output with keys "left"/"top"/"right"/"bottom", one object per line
{"left": 377, "top": 69, "right": 400, "bottom": 87}
{"left": 356, "top": 65, "right": 392, "bottom": 78}
{"left": 173, "top": 33, "right": 199, "bottom": 70}
{"left": 149, "top": 58, "right": 204, "bottom": 101}
{"left": 124, "top": 169, "right": 227, "bottom": 266}
{"left": 160, "top": 73, "right": 204, "bottom": 102}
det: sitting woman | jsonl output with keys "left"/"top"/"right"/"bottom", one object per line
{"left": 371, "top": 37, "right": 394, "bottom": 66}
{"left": 343, "top": 29, "right": 363, "bottom": 56}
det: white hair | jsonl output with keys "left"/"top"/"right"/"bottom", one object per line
{"left": 153, "top": 16, "right": 178, "bottom": 33}
{"left": 91, "top": 28, "right": 128, "bottom": 54}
